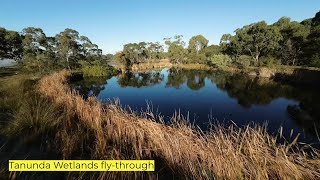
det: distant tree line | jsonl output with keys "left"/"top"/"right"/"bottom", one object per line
{"left": 1, "top": 11, "right": 319, "bottom": 72}
{"left": 115, "top": 11, "right": 320, "bottom": 69}
{"left": 0, "top": 27, "right": 112, "bottom": 72}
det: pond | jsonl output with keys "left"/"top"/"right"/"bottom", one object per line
{"left": 73, "top": 68, "right": 320, "bottom": 146}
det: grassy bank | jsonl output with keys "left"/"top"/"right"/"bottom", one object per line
{"left": 32, "top": 70, "right": 320, "bottom": 179}
{"left": 1, "top": 68, "right": 320, "bottom": 179}
{"left": 116, "top": 59, "right": 320, "bottom": 77}
{"left": 116, "top": 59, "right": 213, "bottom": 72}
{"left": 129, "top": 62, "right": 320, "bottom": 87}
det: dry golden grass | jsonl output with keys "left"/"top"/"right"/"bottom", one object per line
{"left": 38, "top": 70, "right": 320, "bottom": 179}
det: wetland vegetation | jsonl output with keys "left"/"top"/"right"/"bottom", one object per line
{"left": 0, "top": 7, "right": 320, "bottom": 180}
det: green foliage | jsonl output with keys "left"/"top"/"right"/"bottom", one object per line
{"left": 219, "top": 11, "right": 320, "bottom": 68}
{"left": 168, "top": 44, "right": 188, "bottom": 64}
{"left": 303, "top": 12, "right": 320, "bottom": 65}
{"left": 187, "top": 35, "right": 209, "bottom": 64}
{"left": 188, "top": 52, "right": 207, "bottom": 64}
{"left": 207, "top": 55, "right": 232, "bottom": 68}
{"left": 114, "top": 42, "right": 164, "bottom": 69}
{"left": 203, "top": 45, "right": 221, "bottom": 57}
{"left": 2, "top": 10, "right": 320, "bottom": 71}
{"left": 259, "top": 56, "right": 281, "bottom": 68}
{"left": 238, "top": 21, "right": 282, "bottom": 62}
{"left": 220, "top": 33, "right": 244, "bottom": 61}
{"left": 188, "top": 35, "right": 209, "bottom": 54}
{"left": 164, "top": 35, "right": 187, "bottom": 64}
{"left": 310, "top": 54, "right": 320, "bottom": 68}
{"left": 237, "top": 55, "right": 252, "bottom": 68}
{"left": 273, "top": 18, "right": 309, "bottom": 65}
{"left": 22, "top": 27, "right": 47, "bottom": 57}
{"left": 81, "top": 65, "right": 108, "bottom": 77}
{"left": 80, "top": 60, "right": 117, "bottom": 77}
{"left": 0, "top": 27, "right": 22, "bottom": 59}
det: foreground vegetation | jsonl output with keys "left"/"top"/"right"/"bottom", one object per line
{"left": 1, "top": 7, "right": 320, "bottom": 180}
{"left": 1, "top": 70, "right": 318, "bottom": 179}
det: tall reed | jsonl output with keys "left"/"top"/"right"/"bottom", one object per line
{"left": 38, "top": 70, "right": 320, "bottom": 179}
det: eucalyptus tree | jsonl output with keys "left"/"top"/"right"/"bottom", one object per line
{"left": 237, "top": 21, "right": 282, "bottom": 64}
{"left": 55, "top": 28, "right": 81, "bottom": 69}
{"left": 164, "top": 35, "right": 187, "bottom": 64}
{"left": 21, "top": 27, "right": 47, "bottom": 56}
{"left": 122, "top": 43, "right": 142, "bottom": 64}
{"left": 188, "top": 35, "right": 208, "bottom": 54}
{"left": 5, "top": 30, "right": 23, "bottom": 60}
{"left": 220, "top": 33, "right": 244, "bottom": 62}
{"left": 146, "top": 42, "right": 164, "bottom": 60}
{"left": 0, "top": 28, "right": 22, "bottom": 60}
{"left": 187, "top": 35, "right": 209, "bottom": 63}
{"left": 203, "top": 45, "right": 221, "bottom": 58}
{"left": 304, "top": 11, "right": 320, "bottom": 67}
{"left": 79, "top": 35, "right": 102, "bottom": 60}
{"left": 0, "top": 28, "right": 7, "bottom": 58}
{"left": 274, "top": 18, "right": 309, "bottom": 65}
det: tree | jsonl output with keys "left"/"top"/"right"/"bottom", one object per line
{"left": 146, "top": 42, "right": 164, "bottom": 61}
{"left": 274, "top": 18, "right": 309, "bottom": 65}
{"left": 238, "top": 21, "right": 282, "bottom": 64}
{"left": 79, "top": 35, "right": 102, "bottom": 59}
{"left": 273, "top": 17, "right": 291, "bottom": 29}
{"left": 0, "top": 28, "right": 22, "bottom": 60}
{"left": 312, "top": 11, "right": 320, "bottom": 28}
{"left": 4, "top": 30, "right": 23, "bottom": 60}
{"left": 203, "top": 45, "right": 221, "bottom": 58}
{"left": 22, "top": 27, "right": 47, "bottom": 56}
{"left": 55, "top": 28, "right": 81, "bottom": 69}
{"left": 220, "top": 33, "right": 244, "bottom": 62}
{"left": 303, "top": 11, "right": 320, "bottom": 67}
{"left": 187, "top": 35, "right": 209, "bottom": 63}
{"left": 164, "top": 35, "right": 187, "bottom": 64}
{"left": 0, "top": 28, "right": 6, "bottom": 58}
{"left": 188, "top": 35, "right": 208, "bottom": 54}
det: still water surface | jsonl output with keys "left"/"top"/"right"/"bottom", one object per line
{"left": 73, "top": 68, "right": 320, "bottom": 146}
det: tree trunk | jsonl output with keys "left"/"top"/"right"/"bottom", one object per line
{"left": 66, "top": 55, "right": 71, "bottom": 70}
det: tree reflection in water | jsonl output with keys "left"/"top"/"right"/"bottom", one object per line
{"left": 118, "top": 71, "right": 164, "bottom": 88}
{"left": 73, "top": 68, "right": 320, "bottom": 142}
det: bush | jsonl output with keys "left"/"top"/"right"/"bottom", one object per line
{"left": 81, "top": 64, "right": 117, "bottom": 77}
{"left": 188, "top": 53, "right": 207, "bottom": 64}
{"left": 3, "top": 94, "right": 63, "bottom": 136}
{"left": 259, "top": 56, "right": 281, "bottom": 68}
{"left": 310, "top": 54, "right": 320, "bottom": 68}
{"left": 237, "top": 55, "right": 252, "bottom": 69}
{"left": 82, "top": 65, "right": 108, "bottom": 77}
{"left": 207, "top": 55, "right": 232, "bottom": 68}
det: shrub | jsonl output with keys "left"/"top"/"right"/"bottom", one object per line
{"left": 81, "top": 64, "right": 117, "bottom": 77}
{"left": 188, "top": 53, "right": 207, "bottom": 64}
{"left": 3, "top": 94, "right": 63, "bottom": 136}
{"left": 82, "top": 65, "right": 108, "bottom": 77}
{"left": 310, "top": 54, "right": 320, "bottom": 68}
{"left": 237, "top": 55, "right": 252, "bottom": 68}
{"left": 207, "top": 55, "right": 232, "bottom": 68}
{"left": 259, "top": 56, "right": 281, "bottom": 68}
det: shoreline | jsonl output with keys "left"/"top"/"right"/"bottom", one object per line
{"left": 113, "top": 61, "right": 320, "bottom": 86}
{"left": 38, "top": 70, "right": 320, "bottom": 179}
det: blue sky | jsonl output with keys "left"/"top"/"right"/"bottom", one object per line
{"left": 0, "top": 0, "right": 319, "bottom": 54}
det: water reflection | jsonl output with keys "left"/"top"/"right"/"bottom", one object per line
{"left": 72, "top": 77, "right": 109, "bottom": 99}
{"left": 118, "top": 71, "right": 164, "bottom": 88}
{"left": 73, "top": 68, "right": 320, "bottom": 145}
{"left": 166, "top": 68, "right": 207, "bottom": 90}
{"left": 212, "top": 75, "right": 291, "bottom": 108}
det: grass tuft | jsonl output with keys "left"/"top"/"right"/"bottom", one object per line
{"left": 34, "top": 70, "right": 320, "bottom": 179}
